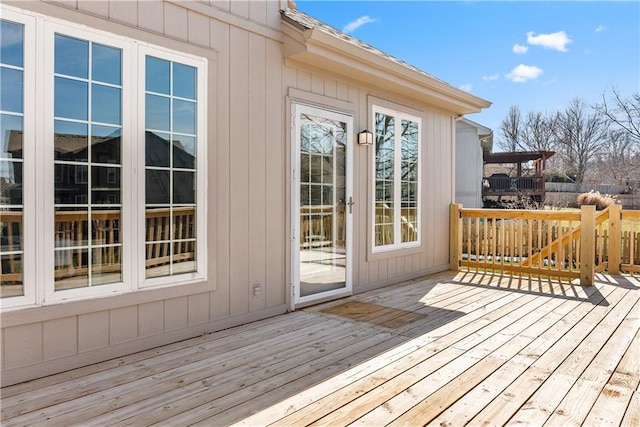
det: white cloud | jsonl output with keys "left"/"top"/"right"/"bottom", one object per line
{"left": 483, "top": 73, "right": 500, "bottom": 82}
{"left": 595, "top": 25, "right": 607, "bottom": 32}
{"left": 459, "top": 84, "right": 472, "bottom": 92}
{"left": 505, "top": 64, "right": 544, "bottom": 83}
{"left": 513, "top": 44, "right": 528, "bottom": 54}
{"left": 526, "top": 31, "right": 572, "bottom": 52}
{"left": 584, "top": 48, "right": 593, "bottom": 55}
{"left": 342, "top": 15, "right": 377, "bottom": 34}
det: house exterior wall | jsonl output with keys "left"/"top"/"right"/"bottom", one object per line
{"left": 455, "top": 120, "right": 484, "bottom": 209}
{"left": 1, "top": 0, "right": 460, "bottom": 386}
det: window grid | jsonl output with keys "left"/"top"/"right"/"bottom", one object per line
{"left": 1, "top": 7, "right": 207, "bottom": 307}
{"left": 0, "top": 18, "right": 25, "bottom": 298}
{"left": 145, "top": 57, "right": 198, "bottom": 279}
{"left": 53, "top": 34, "right": 123, "bottom": 290}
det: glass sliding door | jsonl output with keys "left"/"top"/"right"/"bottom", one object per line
{"left": 293, "top": 104, "right": 352, "bottom": 305}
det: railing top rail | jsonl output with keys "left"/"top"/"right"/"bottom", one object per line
{"left": 460, "top": 208, "right": 581, "bottom": 221}
{"left": 621, "top": 210, "right": 640, "bottom": 220}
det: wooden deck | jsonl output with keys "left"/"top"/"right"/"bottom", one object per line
{"left": 1, "top": 270, "right": 639, "bottom": 426}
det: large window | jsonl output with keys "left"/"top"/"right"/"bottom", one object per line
{"left": 372, "top": 106, "right": 421, "bottom": 251}
{"left": 0, "top": 18, "right": 26, "bottom": 299}
{"left": 0, "top": 8, "right": 207, "bottom": 308}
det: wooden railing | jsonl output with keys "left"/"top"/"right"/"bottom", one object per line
{"left": 449, "top": 204, "right": 638, "bottom": 285}
{"left": 1, "top": 207, "right": 196, "bottom": 284}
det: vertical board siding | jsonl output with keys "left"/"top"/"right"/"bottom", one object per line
{"left": 248, "top": 32, "right": 268, "bottom": 313}
{"left": 230, "top": 0, "right": 249, "bottom": 19}
{"left": 187, "top": 9, "right": 211, "bottom": 48}
{"left": 77, "top": 1, "right": 109, "bottom": 18}
{"left": 163, "top": 2, "right": 188, "bottom": 40}
{"left": 109, "top": 306, "right": 138, "bottom": 344}
{"left": 78, "top": 311, "right": 109, "bottom": 352}
{"left": 43, "top": 317, "right": 77, "bottom": 360}
{"left": 138, "top": 301, "right": 165, "bottom": 337}
{"left": 138, "top": 0, "right": 164, "bottom": 34}
{"left": 188, "top": 293, "right": 211, "bottom": 325}
{"left": 109, "top": 0, "right": 137, "bottom": 27}
{"left": 249, "top": 0, "right": 267, "bottom": 27}
{"left": 210, "top": 18, "right": 232, "bottom": 320}
{"left": 229, "top": 26, "right": 250, "bottom": 315}
{"left": 3, "top": 323, "right": 43, "bottom": 369}
{"left": 164, "top": 297, "right": 189, "bottom": 331}
{"left": 265, "top": 38, "right": 285, "bottom": 308}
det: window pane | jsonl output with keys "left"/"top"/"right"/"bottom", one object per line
{"left": 173, "top": 63, "right": 196, "bottom": 100}
{"left": 92, "top": 43, "right": 121, "bottom": 85}
{"left": 54, "top": 120, "right": 88, "bottom": 161}
{"left": 146, "top": 56, "right": 170, "bottom": 95}
{"left": 173, "top": 99, "right": 196, "bottom": 134}
{"left": 0, "top": 160, "right": 22, "bottom": 205}
{"left": 145, "top": 131, "right": 170, "bottom": 167}
{"left": 1, "top": 114, "right": 22, "bottom": 159}
{"left": 1, "top": 252, "right": 23, "bottom": 297}
{"left": 92, "top": 125, "right": 121, "bottom": 164}
{"left": 173, "top": 208, "right": 196, "bottom": 240}
{"left": 146, "top": 169, "right": 170, "bottom": 204}
{"left": 145, "top": 57, "right": 200, "bottom": 280}
{"left": 146, "top": 94, "right": 170, "bottom": 131}
{"left": 55, "top": 208, "right": 89, "bottom": 248}
{"left": 91, "top": 166, "right": 120, "bottom": 204}
{"left": 173, "top": 171, "right": 195, "bottom": 204}
{"left": 54, "top": 34, "right": 88, "bottom": 79}
{"left": 92, "top": 208, "right": 121, "bottom": 245}
{"left": 54, "top": 248, "right": 89, "bottom": 290}
{"left": 92, "top": 246, "right": 122, "bottom": 285}
{"left": 0, "top": 20, "right": 24, "bottom": 67}
{"left": 0, "top": 209, "right": 22, "bottom": 252}
{"left": 92, "top": 84, "right": 121, "bottom": 125}
{"left": 0, "top": 67, "right": 23, "bottom": 114}
{"left": 173, "top": 135, "right": 196, "bottom": 169}
{"left": 55, "top": 77, "right": 88, "bottom": 120}
{"left": 55, "top": 164, "right": 88, "bottom": 204}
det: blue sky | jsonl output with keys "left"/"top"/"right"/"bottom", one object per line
{"left": 295, "top": 1, "right": 640, "bottom": 136}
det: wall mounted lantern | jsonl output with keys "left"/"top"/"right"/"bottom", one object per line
{"left": 358, "top": 129, "right": 373, "bottom": 146}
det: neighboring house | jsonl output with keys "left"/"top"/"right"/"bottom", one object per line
{"left": 0, "top": 0, "right": 490, "bottom": 386}
{"left": 455, "top": 118, "right": 492, "bottom": 208}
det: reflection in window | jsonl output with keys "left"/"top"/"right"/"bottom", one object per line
{"left": 373, "top": 108, "right": 420, "bottom": 249}
{"left": 53, "top": 33, "right": 123, "bottom": 290}
{"left": 1, "top": 19, "right": 24, "bottom": 298}
{"left": 145, "top": 56, "right": 197, "bottom": 278}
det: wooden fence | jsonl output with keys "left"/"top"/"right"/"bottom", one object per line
{"left": 449, "top": 203, "right": 640, "bottom": 285}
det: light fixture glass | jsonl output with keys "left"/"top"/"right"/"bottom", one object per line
{"left": 358, "top": 129, "right": 373, "bottom": 145}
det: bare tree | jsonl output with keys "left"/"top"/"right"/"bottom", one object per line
{"left": 521, "top": 111, "right": 558, "bottom": 152}
{"left": 596, "top": 88, "right": 640, "bottom": 145}
{"left": 554, "top": 98, "right": 609, "bottom": 184}
{"left": 589, "top": 130, "right": 640, "bottom": 184}
{"left": 498, "top": 105, "right": 522, "bottom": 152}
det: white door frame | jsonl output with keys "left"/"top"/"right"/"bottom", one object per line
{"left": 291, "top": 102, "right": 353, "bottom": 309}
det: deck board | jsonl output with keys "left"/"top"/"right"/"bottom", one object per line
{"left": 1, "top": 271, "right": 638, "bottom": 426}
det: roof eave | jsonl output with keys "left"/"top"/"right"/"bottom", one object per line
{"left": 283, "top": 23, "right": 491, "bottom": 115}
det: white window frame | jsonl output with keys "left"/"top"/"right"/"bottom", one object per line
{"left": 371, "top": 105, "right": 422, "bottom": 253}
{"left": 137, "top": 44, "right": 207, "bottom": 289}
{"left": 0, "top": 9, "right": 37, "bottom": 309}
{"left": 0, "top": 5, "right": 207, "bottom": 309}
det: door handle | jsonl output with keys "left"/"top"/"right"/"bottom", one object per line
{"left": 347, "top": 197, "right": 355, "bottom": 214}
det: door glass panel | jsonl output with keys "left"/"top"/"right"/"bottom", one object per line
{"left": 298, "top": 112, "right": 347, "bottom": 298}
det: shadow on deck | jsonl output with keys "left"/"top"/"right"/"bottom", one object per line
{"left": 1, "top": 270, "right": 638, "bottom": 426}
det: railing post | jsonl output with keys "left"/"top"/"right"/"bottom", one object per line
{"left": 607, "top": 204, "right": 621, "bottom": 274}
{"left": 450, "top": 203, "right": 462, "bottom": 271}
{"left": 580, "top": 205, "right": 596, "bottom": 285}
